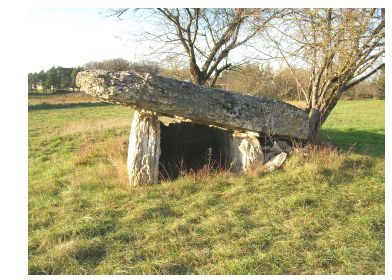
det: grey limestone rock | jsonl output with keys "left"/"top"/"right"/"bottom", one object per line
{"left": 264, "top": 152, "right": 288, "bottom": 172}
{"left": 76, "top": 70, "right": 310, "bottom": 139}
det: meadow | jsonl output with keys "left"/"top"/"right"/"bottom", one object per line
{"left": 28, "top": 94, "right": 384, "bottom": 274}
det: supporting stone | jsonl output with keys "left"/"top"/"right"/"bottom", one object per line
{"left": 127, "top": 110, "right": 161, "bottom": 187}
{"left": 264, "top": 152, "right": 287, "bottom": 173}
{"left": 229, "top": 131, "right": 264, "bottom": 173}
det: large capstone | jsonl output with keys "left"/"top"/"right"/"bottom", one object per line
{"left": 76, "top": 70, "right": 310, "bottom": 139}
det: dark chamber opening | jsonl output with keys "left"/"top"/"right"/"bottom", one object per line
{"left": 159, "top": 122, "right": 232, "bottom": 179}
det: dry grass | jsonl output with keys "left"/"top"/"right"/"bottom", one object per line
{"left": 59, "top": 118, "right": 131, "bottom": 137}
{"left": 285, "top": 100, "right": 306, "bottom": 109}
{"left": 28, "top": 92, "right": 98, "bottom": 105}
{"left": 74, "top": 138, "right": 130, "bottom": 188}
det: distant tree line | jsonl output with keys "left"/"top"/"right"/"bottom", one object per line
{"left": 84, "top": 57, "right": 161, "bottom": 74}
{"left": 28, "top": 66, "right": 83, "bottom": 94}
{"left": 29, "top": 57, "right": 384, "bottom": 101}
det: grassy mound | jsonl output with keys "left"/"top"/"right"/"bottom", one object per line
{"left": 28, "top": 95, "right": 384, "bottom": 274}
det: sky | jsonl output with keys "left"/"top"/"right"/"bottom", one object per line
{"left": 26, "top": 7, "right": 282, "bottom": 74}
{"left": 26, "top": 8, "right": 263, "bottom": 73}
{"left": 26, "top": 6, "right": 384, "bottom": 75}
{"left": 27, "top": 8, "right": 153, "bottom": 72}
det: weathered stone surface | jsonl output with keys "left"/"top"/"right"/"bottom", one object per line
{"left": 229, "top": 132, "right": 264, "bottom": 173}
{"left": 270, "top": 140, "right": 293, "bottom": 155}
{"left": 127, "top": 110, "right": 161, "bottom": 186}
{"left": 76, "top": 70, "right": 310, "bottom": 139}
{"left": 264, "top": 152, "right": 287, "bottom": 172}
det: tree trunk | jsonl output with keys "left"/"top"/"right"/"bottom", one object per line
{"left": 308, "top": 90, "right": 344, "bottom": 143}
{"left": 308, "top": 108, "right": 322, "bottom": 143}
{"left": 191, "top": 70, "right": 207, "bottom": 85}
{"left": 127, "top": 110, "right": 161, "bottom": 187}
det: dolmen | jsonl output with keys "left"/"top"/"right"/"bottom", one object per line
{"left": 76, "top": 70, "right": 309, "bottom": 187}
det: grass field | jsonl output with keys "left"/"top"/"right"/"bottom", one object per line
{"left": 28, "top": 94, "right": 385, "bottom": 275}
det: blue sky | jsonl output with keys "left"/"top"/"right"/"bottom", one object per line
{"left": 27, "top": 8, "right": 152, "bottom": 72}
{"left": 26, "top": 8, "right": 272, "bottom": 73}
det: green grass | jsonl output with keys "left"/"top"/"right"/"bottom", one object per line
{"left": 28, "top": 96, "right": 384, "bottom": 275}
{"left": 321, "top": 100, "right": 384, "bottom": 157}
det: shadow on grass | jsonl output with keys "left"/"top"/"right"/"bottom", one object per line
{"left": 318, "top": 161, "right": 361, "bottom": 186}
{"left": 74, "top": 243, "right": 107, "bottom": 268}
{"left": 28, "top": 102, "right": 113, "bottom": 111}
{"left": 321, "top": 128, "right": 384, "bottom": 158}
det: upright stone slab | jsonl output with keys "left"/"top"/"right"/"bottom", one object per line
{"left": 229, "top": 131, "right": 264, "bottom": 173}
{"left": 128, "top": 110, "right": 161, "bottom": 187}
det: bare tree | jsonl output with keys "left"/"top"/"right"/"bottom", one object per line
{"left": 218, "top": 64, "right": 276, "bottom": 97}
{"left": 111, "top": 8, "right": 280, "bottom": 86}
{"left": 265, "top": 8, "right": 384, "bottom": 141}
{"left": 159, "top": 54, "right": 192, "bottom": 81}
{"left": 373, "top": 67, "right": 385, "bottom": 99}
{"left": 84, "top": 58, "right": 130, "bottom": 71}
{"left": 274, "top": 68, "right": 310, "bottom": 102}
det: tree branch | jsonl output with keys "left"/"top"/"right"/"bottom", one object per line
{"left": 340, "top": 63, "right": 384, "bottom": 93}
